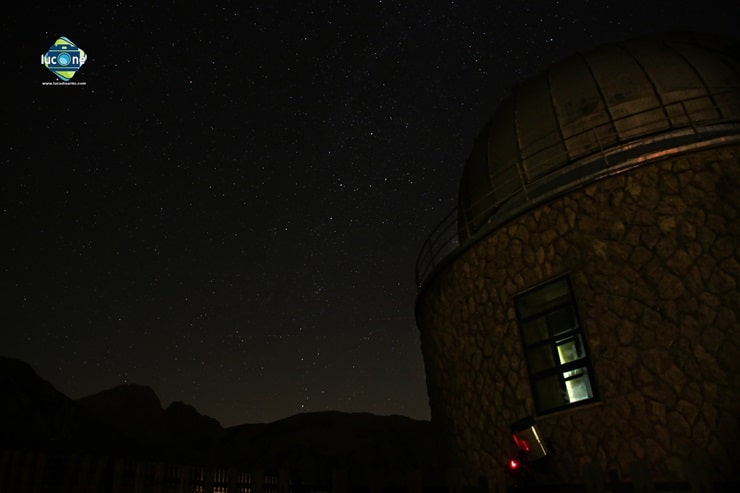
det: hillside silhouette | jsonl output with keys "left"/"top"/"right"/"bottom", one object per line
{"left": 0, "top": 355, "right": 445, "bottom": 488}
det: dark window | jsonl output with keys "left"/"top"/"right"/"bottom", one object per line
{"left": 514, "top": 276, "right": 599, "bottom": 414}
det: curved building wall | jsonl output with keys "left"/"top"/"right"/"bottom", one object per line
{"left": 416, "top": 146, "right": 740, "bottom": 485}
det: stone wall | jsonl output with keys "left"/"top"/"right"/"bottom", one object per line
{"left": 415, "top": 146, "right": 740, "bottom": 486}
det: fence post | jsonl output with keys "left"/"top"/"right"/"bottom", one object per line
{"left": 226, "top": 467, "right": 237, "bottom": 493}
{"left": 177, "top": 464, "right": 190, "bottom": 493}
{"left": 331, "top": 469, "right": 348, "bottom": 493}
{"left": 252, "top": 468, "right": 265, "bottom": 493}
{"left": 88, "top": 456, "right": 108, "bottom": 493}
{"left": 6, "top": 451, "right": 22, "bottom": 493}
{"left": 32, "top": 452, "right": 47, "bottom": 493}
{"left": 77, "top": 455, "right": 93, "bottom": 492}
{"left": 151, "top": 462, "right": 165, "bottom": 493}
{"left": 61, "top": 454, "right": 79, "bottom": 493}
{"left": 515, "top": 160, "right": 530, "bottom": 202}
{"left": 18, "top": 451, "right": 36, "bottom": 493}
{"left": 406, "top": 469, "right": 422, "bottom": 493}
{"left": 277, "top": 467, "right": 291, "bottom": 493}
{"left": 592, "top": 128, "right": 609, "bottom": 168}
{"left": 111, "top": 457, "right": 125, "bottom": 493}
{"left": 203, "top": 466, "right": 214, "bottom": 493}
{"left": 132, "top": 461, "right": 146, "bottom": 493}
{"left": 0, "top": 450, "right": 11, "bottom": 492}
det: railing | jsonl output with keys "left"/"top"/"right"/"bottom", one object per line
{"left": 0, "top": 449, "right": 450, "bottom": 493}
{"left": 415, "top": 92, "right": 740, "bottom": 290}
{"left": 2, "top": 449, "right": 737, "bottom": 493}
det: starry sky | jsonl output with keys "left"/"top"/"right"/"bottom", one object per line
{"left": 2, "top": 1, "right": 738, "bottom": 428}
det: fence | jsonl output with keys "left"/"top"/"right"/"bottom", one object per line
{"left": 0, "top": 449, "right": 450, "bottom": 493}
{"left": 1, "top": 449, "right": 737, "bottom": 493}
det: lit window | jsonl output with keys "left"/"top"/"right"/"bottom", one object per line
{"left": 514, "top": 276, "right": 599, "bottom": 414}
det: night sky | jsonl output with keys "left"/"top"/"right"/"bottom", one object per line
{"left": 2, "top": 1, "right": 738, "bottom": 428}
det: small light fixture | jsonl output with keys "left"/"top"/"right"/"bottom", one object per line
{"left": 511, "top": 417, "right": 548, "bottom": 461}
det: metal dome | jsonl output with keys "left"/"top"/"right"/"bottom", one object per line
{"left": 458, "top": 31, "right": 740, "bottom": 238}
{"left": 416, "top": 31, "right": 740, "bottom": 290}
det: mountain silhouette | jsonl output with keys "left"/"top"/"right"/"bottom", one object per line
{"left": 0, "top": 355, "right": 141, "bottom": 456}
{"left": 76, "top": 383, "right": 223, "bottom": 462}
{"left": 0, "top": 354, "right": 444, "bottom": 487}
{"left": 213, "top": 410, "right": 446, "bottom": 487}
{"left": 77, "top": 384, "right": 168, "bottom": 446}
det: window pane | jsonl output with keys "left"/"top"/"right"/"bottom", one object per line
{"left": 521, "top": 317, "right": 549, "bottom": 344}
{"left": 527, "top": 345, "right": 557, "bottom": 373}
{"left": 533, "top": 375, "right": 569, "bottom": 411}
{"left": 564, "top": 367, "right": 593, "bottom": 402}
{"left": 556, "top": 335, "right": 585, "bottom": 364}
{"left": 547, "top": 305, "right": 578, "bottom": 336}
{"left": 516, "top": 278, "right": 570, "bottom": 319}
{"left": 522, "top": 305, "right": 578, "bottom": 344}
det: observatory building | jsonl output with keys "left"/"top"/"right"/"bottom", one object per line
{"left": 415, "top": 32, "right": 739, "bottom": 487}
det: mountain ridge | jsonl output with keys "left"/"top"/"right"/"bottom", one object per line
{"left": 0, "top": 354, "right": 443, "bottom": 487}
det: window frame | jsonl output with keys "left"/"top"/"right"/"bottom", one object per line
{"left": 514, "top": 275, "right": 600, "bottom": 415}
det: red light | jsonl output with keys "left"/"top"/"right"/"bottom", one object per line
{"left": 512, "top": 433, "right": 530, "bottom": 452}
{"left": 508, "top": 459, "right": 519, "bottom": 470}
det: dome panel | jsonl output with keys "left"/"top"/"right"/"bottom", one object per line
{"left": 672, "top": 41, "right": 740, "bottom": 121}
{"left": 584, "top": 43, "right": 669, "bottom": 140}
{"left": 459, "top": 98, "right": 519, "bottom": 238}
{"left": 516, "top": 73, "right": 569, "bottom": 182}
{"left": 485, "top": 96, "right": 520, "bottom": 198}
{"left": 548, "top": 54, "right": 615, "bottom": 164}
{"left": 458, "top": 126, "right": 494, "bottom": 236}
{"left": 622, "top": 38, "right": 713, "bottom": 127}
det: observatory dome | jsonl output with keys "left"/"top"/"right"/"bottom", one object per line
{"left": 458, "top": 31, "right": 740, "bottom": 239}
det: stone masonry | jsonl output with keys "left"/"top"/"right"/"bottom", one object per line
{"left": 416, "top": 146, "right": 740, "bottom": 486}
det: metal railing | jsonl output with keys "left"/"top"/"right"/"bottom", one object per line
{"left": 415, "top": 91, "right": 740, "bottom": 291}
